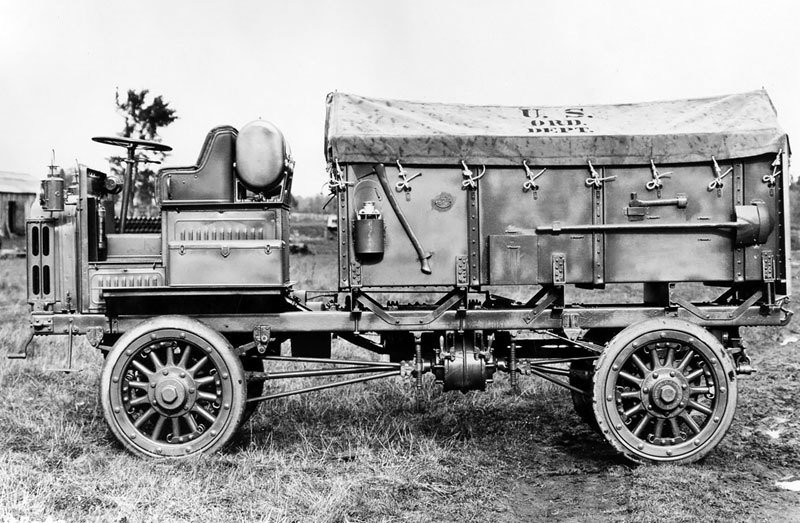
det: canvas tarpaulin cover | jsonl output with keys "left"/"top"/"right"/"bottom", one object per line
{"left": 324, "top": 90, "right": 786, "bottom": 166}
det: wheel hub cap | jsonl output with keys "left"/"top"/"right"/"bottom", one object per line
{"left": 659, "top": 386, "right": 677, "bottom": 403}
{"left": 158, "top": 383, "right": 182, "bottom": 405}
{"left": 148, "top": 366, "right": 197, "bottom": 414}
{"left": 641, "top": 366, "right": 690, "bottom": 417}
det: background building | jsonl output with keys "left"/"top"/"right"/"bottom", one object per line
{"left": 0, "top": 171, "right": 38, "bottom": 238}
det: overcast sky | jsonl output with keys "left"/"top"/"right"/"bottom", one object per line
{"left": 1, "top": 0, "right": 798, "bottom": 195}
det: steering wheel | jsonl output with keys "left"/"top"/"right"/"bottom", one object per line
{"left": 91, "top": 136, "right": 172, "bottom": 233}
{"left": 91, "top": 136, "right": 172, "bottom": 152}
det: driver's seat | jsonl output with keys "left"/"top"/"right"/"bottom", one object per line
{"left": 157, "top": 126, "right": 237, "bottom": 203}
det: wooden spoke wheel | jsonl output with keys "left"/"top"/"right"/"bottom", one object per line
{"left": 592, "top": 319, "right": 737, "bottom": 464}
{"left": 100, "top": 316, "right": 246, "bottom": 457}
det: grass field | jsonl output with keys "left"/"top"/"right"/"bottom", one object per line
{"left": 1, "top": 253, "right": 799, "bottom": 522}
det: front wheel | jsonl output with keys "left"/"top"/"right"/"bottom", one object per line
{"left": 100, "top": 316, "right": 247, "bottom": 457}
{"left": 592, "top": 319, "right": 737, "bottom": 464}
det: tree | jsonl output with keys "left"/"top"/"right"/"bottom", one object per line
{"left": 110, "top": 88, "right": 178, "bottom": 216}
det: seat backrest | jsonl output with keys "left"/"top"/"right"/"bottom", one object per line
{"left": 157, "top": 126, "right": 237, "bottom": 203}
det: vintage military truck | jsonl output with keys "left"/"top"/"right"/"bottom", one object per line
{"left": 17, "top": 90, "right": 792, "bottom": 463}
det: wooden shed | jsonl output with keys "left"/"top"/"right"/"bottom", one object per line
{"left": 0, "top": 171, "right": 39, "bottom": 237}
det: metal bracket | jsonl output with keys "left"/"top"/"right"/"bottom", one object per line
{"left": 761, "top": 250, "right": 776, "bottom": 282}
{"left": 552, "top": 253, "right": 566, "bottom": 285}
{"left": 350, "top": 261, "right": 362, "bottom": 287}
{"left": 761, "top": 250, "right": 777, "bottom": 308}
{"left": 670, "top": 296, "right": 711, "bottom": 320}
{"left": 252, "top": 325, "right": 271, "bottom": 354}
{"left": 562, "top": 312, "right": 580, "bottom": 329}
{"left": 455, "top": 255, "right": 469, "bottom": 286}
{"left": 356, "top": 289, "right": 463, "bottom": 327}
{"left": 85, "top": 326, "right": 104, "bottom": 348}
{"left": 726, "top": 289, "right": 763, "bottom": 320}
{"left": 561, "top": 312, "right": 581, "bottom": 341}
{"left": 522, "top": 287, "right": 560, "bottom": 324}
{"left": 31, "top": 314, "right": 54, "bottom": 333}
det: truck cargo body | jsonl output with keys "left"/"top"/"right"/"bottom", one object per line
{"left": 326, "top": 91, "right": 790, "bottom": 296}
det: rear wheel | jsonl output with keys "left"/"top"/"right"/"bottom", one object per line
{"left": 100, "top": 316, "right": 247, "bottom": 457}
{"left": 569, "top": 359, "right": 598, "bottom": 430}
{"left": 569, "top": 330, "right": 617, "bottom": 431}
{"left": 592, "top": 319, "right": 737, "bottom": 464}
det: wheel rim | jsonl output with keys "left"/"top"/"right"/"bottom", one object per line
{"left": 596, "top": 328, "right": 735, "bottom": 462}
{"left": 107, "top": 328, "right": 240, "bottom": 456}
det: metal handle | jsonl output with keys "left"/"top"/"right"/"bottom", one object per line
{"left": 629, "top": 192, "right": 688, "bottom": 208}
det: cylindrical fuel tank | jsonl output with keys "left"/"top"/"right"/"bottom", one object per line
{"left": 235, "top": 120, "right": 290, "bottom": 192}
